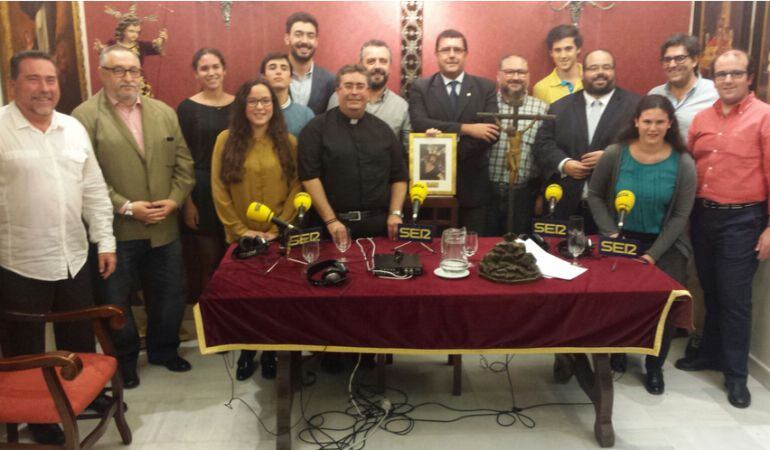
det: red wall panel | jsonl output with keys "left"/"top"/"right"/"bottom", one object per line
{"left": 82, "top": 1, "right": 691, "bottom": 109}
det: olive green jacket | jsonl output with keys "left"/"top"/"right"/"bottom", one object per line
{"left": 72, "top": 90, "right": 194, "bottom": 247}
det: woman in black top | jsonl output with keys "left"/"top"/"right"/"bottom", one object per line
{"left": 177, "top": 49, "right": 233, "bottom": 328}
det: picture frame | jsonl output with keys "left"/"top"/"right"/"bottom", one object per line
{"left": 408, "top": 133, "right": 457, "bottom": 196}
{"left": 691, "top": 1, "right": 755, "bottom": 79}
{"left": 0, "top": 1, "right": 88, "bottom": 114}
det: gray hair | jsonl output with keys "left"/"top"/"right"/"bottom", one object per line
{"left": 98, "top": 45, "right": 140, "bottom": 67}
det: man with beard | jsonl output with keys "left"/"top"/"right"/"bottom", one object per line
{"left": 649, "top": 34, "right": 718, "bottom": 142}
{"left": 535, "top": 49, "right": 639, "bottom": 231}
{"left": 327, "top": 40, "right": 411, "bottom": 148}
{"left": 72, "top": 45, "right": 195, "bottom": 389}
{"left": 409, "top": 29, "right": 499, "bottom": 234}
{"left": 533, "top": 25, "right": 584, "bottom": 104}
{"left": 486, "top": 54, "right": 548, "bottom": 235}
{"left": 285, "top": 11, "right": 335, "bottom": 115}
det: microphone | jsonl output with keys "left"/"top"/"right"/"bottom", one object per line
{"left": 246, "top": 202, "right": 296, "bottom": 231}
{"left": 615, "top": 190, "right": 636, "bottom": 231}
{"left": 410, "top": 181, "right": 428, "bottom": 222}
{"left": 545, "top": 184, "right": 563, "bottom": 216}
{"left": 293, "top": 192, "right": 312, "bottom": 225}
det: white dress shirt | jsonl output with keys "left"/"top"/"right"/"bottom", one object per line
{"left": 290, "top": 62, "right": 314, "bottom": 107}
{"left": 0, "top": 102, "right": 115, "bottom": 281}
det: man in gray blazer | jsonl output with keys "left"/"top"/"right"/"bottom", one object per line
{"left": 285, "top": 11, "right": 335, "bottom": 115}
{"left": 73, "top": 45, "right": 195, "bottom": 389}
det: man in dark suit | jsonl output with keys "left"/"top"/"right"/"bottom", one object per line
{"left": 285, "top": 11, "right": 336, "bottom": 115}
{"left": 534, "top": 49, "right": 639, "bottom": 230}
{"left": 409, "top": 29, "right": 499, "bottom": 233}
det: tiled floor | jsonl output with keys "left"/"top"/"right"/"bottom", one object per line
{"left": 6, "top": 338, "right": 770, "bottom": 449}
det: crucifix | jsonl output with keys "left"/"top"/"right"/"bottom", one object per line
{"left": 478, "top": 104, "right": 555, "bottom": 234}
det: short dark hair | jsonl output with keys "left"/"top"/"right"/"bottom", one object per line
{"left": 335, "top": 64, "right": 369, "bottom": 87}
{"left": 545, "top": 24, "right": 582, "bottom": 51}
{"left": 435, "top": 29, "right": 468, "bottom": 53}
{"left": 10, "top": 50, "right": 56, "bottom": 80}
{"left": 285, "top": 11, "right": 318, "bottom": 34}
{"left": 583, "top": 48, "right": 616, "bottom": 67}
{"left": 660, "top": 33, "right": 701, "bottom": 73}
{"left": 259, "top": 52, "right": 293, "bottom": 75}
{"left": 360, "top": 39, "right": 391, "bottom": 61}
{"left": 192, "top": 48, "right": 226, "bottom": 70}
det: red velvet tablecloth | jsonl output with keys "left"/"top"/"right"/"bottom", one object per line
{"left": 194, "top": 237, "right": 691, "bottom": 356}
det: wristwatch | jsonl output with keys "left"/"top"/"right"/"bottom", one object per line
{"left": 123, "top": 202, "right": 134, "bottom": 216}
{"left": 389, "top": 210, "right": 403, "bottom": 218}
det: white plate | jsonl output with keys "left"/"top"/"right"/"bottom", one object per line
{"left": 434, "top": 267, "right": 470, "bottom": 279}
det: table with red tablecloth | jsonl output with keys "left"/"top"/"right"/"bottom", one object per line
{"left": 194, "top": 237, "right": 691, "bottom": 449}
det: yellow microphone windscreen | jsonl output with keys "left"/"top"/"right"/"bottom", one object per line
{"left": 615, "top": 190, "right": 636, "bottom": 212}
{"left": 246, "top": 202, "right": 274, "bottom": 223}
{"left": 545, "top": 184, "right": 563, "bottom": 202}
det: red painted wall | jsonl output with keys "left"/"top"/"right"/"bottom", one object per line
{"left": 82, "top": 1, "right": 691, "bottom": 109}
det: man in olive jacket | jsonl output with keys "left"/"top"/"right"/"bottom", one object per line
{"left": 73, "top": 45, "right": 194, "bottom": 388}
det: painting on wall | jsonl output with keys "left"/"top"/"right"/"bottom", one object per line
{"left": 752, "top": 2, "right": 770, "bottom": 102}
{"left": 0, "top": 1, "right": 88, "bottom": 114}
{"left": 692, "top": 1, "right": 754, "bottom": 79}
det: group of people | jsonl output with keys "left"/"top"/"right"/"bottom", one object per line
{"left": 0, "top": 11, "right": 768, "bottom": 445}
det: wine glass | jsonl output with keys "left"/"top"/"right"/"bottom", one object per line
{"left": 567, "top": 215, "right": 586, "bottom": 266}
{"left": 465, "top": 231, "right": 479, "bottom": 267}
{"left": 302, "top": 240, "right": 319, "bottom": 265}
{"left": 333, "top": 226, "right": 351, "bottom": 262}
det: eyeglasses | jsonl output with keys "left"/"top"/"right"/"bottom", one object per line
{"left": 247, "top": 97, "right": 272, "bottom": 108}
{"left": 660, "top": 54, "right": 690, "bottom": 64}
{"left": 437, "top": 47, "right": 466, "bottom": 55}
{"left": 585, "top": 64, "right": 614, "bottom": 72}
{"left": 101, "top": 66, "right": 142, "bottom": 77}
{"left": 714, "top": 70, "right": 747, "bottom": 80}
{"left": 499, "top": 69, "right": 529, "bottom": 77}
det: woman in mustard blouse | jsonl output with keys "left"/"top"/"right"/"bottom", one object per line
{"left": 211, "top": 78, "right": 300, "bottom": 380}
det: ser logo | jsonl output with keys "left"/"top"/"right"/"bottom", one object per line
{"left": 287, "top": 228, "right": 321, "bottom": 247}
{"left": 598, "top": 237, "right": 640, "bottom": 257}
{"left": 531, "top": 220, "right": 568, "bottom": 237}
{"left": 397, "top": 224, "right": 433, "bottom": 242}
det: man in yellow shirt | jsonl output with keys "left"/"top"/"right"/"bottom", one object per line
{"left": 533, "top": 24, "right": 584, "bottom": 104}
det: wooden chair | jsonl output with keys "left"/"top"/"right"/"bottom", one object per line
{"left": 0, "top": 305, "right": 132, "bottom": 449}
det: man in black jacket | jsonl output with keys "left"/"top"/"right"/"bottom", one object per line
{"left": 534, "top": 49, "right": 639, "bottom": 231}
{"left": 409, "top": 29, "right": 499, "bottom": 233}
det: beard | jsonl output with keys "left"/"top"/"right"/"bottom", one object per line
{"left": 501, "top": 82, "right": 526, "bottom": 99}
{"left": 368, "top": 69, "right": 389, "bottom": 90}
{"left": 584, "top": 75, "right": 615, "bottom": 96}
{"left": 290, "top": 45, "right": 315, "bottom": 63}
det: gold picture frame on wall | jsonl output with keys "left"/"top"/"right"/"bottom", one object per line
{"left": 408, "top": 133, "right": 457, "bottom": 196}
{"left": 0, "top": 1, "right": 88, "bottom": 114}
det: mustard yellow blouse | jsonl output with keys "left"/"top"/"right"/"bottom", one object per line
{"left": 211, "top": 130, "right": 300, "bottom": 243}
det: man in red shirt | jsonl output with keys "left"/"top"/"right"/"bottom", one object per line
{"left": 677, "top": 49, "right": 770, "bottom": 409}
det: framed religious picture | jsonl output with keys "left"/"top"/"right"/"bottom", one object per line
{"left": 408, "top": 133, "right": 457, "bottom": 196}
{"left": 0, "top": 1, "right": 88, "bottom": 114}
{"left": 692, "top": 1, "right": 754, "bottom": 79}
{"left": 752, "top": 2, "right": 770, "bottom": 101}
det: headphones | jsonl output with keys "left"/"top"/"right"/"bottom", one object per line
{"left": 306, "top": 259, "right": 349, "bottom": 286}
{"left": 232, "top": 235, "right": 269, "bottom": 259}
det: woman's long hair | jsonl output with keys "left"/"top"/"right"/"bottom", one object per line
{"left": 219, "top": 78, "right": 295, "bottom": 184}
{"left": 615, "top": 94, "right": 687, "bottom": 153}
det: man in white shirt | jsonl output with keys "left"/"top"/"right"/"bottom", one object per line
{"left": 0, "top": 50, "right": 116, "bottom": 445}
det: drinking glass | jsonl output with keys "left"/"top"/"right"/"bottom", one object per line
{"left": 567, "top": 215, "right": 586, "bottom": 266}
{"left": 302, "top": 240, "right": 319, "bottom": 264}
{"left": 465, "top": 231, "right": 479, "bottom": 267}
{"left": 333, "top": 226, "right": 351, "bottom": 262}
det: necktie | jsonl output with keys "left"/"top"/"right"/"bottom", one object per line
{"left": 587, "top": 99, "right": 603, "bottom": 145}
{"left": 448, "top": 80, "right": 459, "bottom": 110}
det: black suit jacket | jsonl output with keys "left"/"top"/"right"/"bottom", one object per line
{"left": 409, "top": 72, "right": 498, "bottom": 208}
{"left": 307, "top": 65, "right": 336, "bottom": 115}
{"left": 534, "top": 87, "right": 640, "bottom": 219}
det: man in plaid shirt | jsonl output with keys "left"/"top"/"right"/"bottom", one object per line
{"left": 486, "top": 54, "right": 548, "bottom": 235}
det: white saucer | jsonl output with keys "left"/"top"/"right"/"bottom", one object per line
{"left": 434, "top": 267, "right": 470, "bottom": 279}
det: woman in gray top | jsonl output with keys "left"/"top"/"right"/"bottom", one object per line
{"left": 588, "top": 94, "right": 697, "bottom": 395}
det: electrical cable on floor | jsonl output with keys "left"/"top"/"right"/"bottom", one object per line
{"left": 296, "top": 354, "right": 594, "bottom": 449}
{"left": 220, "top": 352, "right": 318, "bottom": 437}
